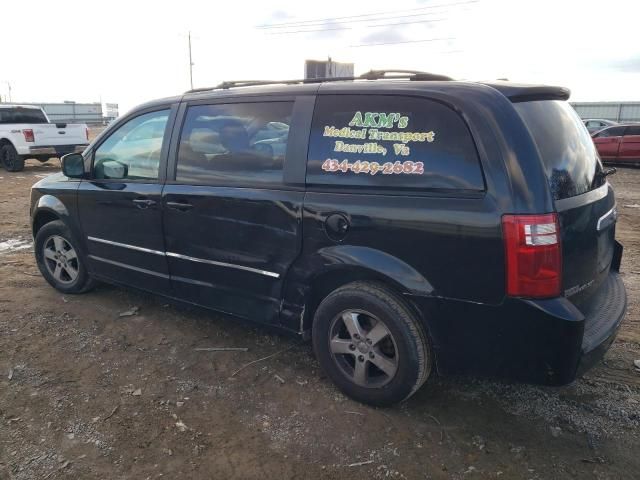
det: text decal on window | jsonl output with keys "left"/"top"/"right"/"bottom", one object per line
{"left": 321, "top": 111, "right": 435, "bottom": 176}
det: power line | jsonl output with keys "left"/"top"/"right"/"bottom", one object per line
{"left": 266, "top": 17, "right": 447, "bottom": 35}
{"left": 256, "top": 0, "right": 478, "bottom": 29}
{"left": 349, "top": 37, "right": 455, "bottom": 48}
{"left": 366, "top": 18, "right": 447, "bottom": 28}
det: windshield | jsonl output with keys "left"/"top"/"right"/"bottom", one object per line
{"left": 0, "top": 107, "right": 49, "bottom": 124}
{"left": 514, "top": 100, "right": 605, "bottom": 200}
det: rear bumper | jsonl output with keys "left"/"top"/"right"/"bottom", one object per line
{"left": 410, "top": 272, "right": 627, "bottom": 385}
{"left": 577, "top": 271, "right": 627, "bottom": 376}
{"left": 20, "top": 144, "right": 88, "bottom": 157}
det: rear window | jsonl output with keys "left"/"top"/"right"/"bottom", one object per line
{"left": 307, "top": 95, "right": 484, "bottom": 191}
{"left": 514, "top": 101, "right": 605, "bottom": 200}
{"left": 0, "top": 107, "right": 48, "bottom": 124}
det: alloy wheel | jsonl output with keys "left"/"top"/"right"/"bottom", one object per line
{"left": 43, "top": 235, "right": 79, "bottom": 285}
{"left": 328, "top": 309, "right": 399, "bottom": 388}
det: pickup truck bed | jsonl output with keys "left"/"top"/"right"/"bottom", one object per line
{"left": 0, "top": 105, "right": 89, "bottom": 172}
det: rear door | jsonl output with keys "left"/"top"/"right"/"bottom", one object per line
{"left": 78, "top": 107, "right": 176, "bottom": 294}
{"left": 162, "top": 96, "right": 311, "bottom": 325}
{"left": 618, "top": 125, "right": 640, "bottom": 163}
{"left": 592, "top": 126, "right": 625, "bottom": 161}
{"left": 514, "top": 101, "right": 616, "bottom": 306}
{"left": 300, "top": 93, "right": 501, "bottom": 305}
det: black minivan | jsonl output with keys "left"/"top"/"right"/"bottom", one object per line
{"left": 30, "top": 71, "right": 627, "bottom": 406}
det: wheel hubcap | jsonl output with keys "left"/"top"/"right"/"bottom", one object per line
{"left": 328, "top": 310, "right": 398, "bottom": 388}
{"left": 43, "top": 235, "right": 79, "bottom": 285}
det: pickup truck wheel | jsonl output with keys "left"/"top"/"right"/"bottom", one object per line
{"left": 34, "top": 220, "right": 95, "bottom": 294}
{"left": 312, "top": 282, "right": 432, "bottom": 407}
{"left": 0, "top": 144, "right": 25, "bottom": 172}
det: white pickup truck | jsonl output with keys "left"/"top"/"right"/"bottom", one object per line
{"left": 0, "top": 105, "right": 89, "bottom": 172}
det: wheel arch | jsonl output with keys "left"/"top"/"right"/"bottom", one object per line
{"left": 32, "top": 195, "right": 71, "bottom": 237}
{"left": 0, "top": 137, "right": 15, "bottom": 148}
{"left": 32, "top": 209, "right": 62, "bottom": 237}
{"left": 295, "top": 245, "right": 434, "bottom": 334}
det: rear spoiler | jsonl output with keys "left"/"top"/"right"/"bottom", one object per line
{"left": 482, "top": 82, "right": 571, "bottom": 103}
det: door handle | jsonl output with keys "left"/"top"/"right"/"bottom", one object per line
{"left": 132, "top": 198, "right": 156, "bottom": 208}
{"left": 166, "top": 201, "right": 194, "bottom": 211}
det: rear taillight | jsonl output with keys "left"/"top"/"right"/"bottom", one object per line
{"left": 85, "top": 127, "right": 89, "bottom": 142}
{"left": 22, "top": 129, "right": 35, "bottom": 142}
{"left": 502, "top": 213, "right": 562, "bottom": 298}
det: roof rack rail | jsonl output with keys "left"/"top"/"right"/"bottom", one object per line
{"left": 359, "top": 69, "right": 453, "bottom": 81}
{"left": 185, "top": 69, "right": 453, "bottom": 94}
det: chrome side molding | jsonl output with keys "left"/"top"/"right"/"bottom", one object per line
{"left": 87, "top": 236, "right": 280, "bottom": 279}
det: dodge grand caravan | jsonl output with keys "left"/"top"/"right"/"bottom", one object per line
{"left": 30, "top": 70, "right": 627, "bottom": 406}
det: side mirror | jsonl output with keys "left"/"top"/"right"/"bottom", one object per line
{"left": 61, "top": 153, "right": 85, "bottom": 178}
{"left": 101, "top": 160, "right": 129, "bottom": 179}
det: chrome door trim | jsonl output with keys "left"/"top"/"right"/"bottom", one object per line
{"left": 87, "top": 236, "right": 165, "bottom": 256}
{"left": 165, "top": 251, "right": 280, "bottom": 278}
{"left": 87, "top": 236, "right": 280, "bottom": 279}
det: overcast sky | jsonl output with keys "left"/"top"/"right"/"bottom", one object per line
{"left": 1, "top": 0, "right": 639, "bottom": 115}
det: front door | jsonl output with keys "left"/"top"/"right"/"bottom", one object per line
{"left": 592, "top": 126, "right": 625, "bottom": 161}
{"left": 162, "top": 99, "right": 307, "bottom": 325}
{"left": 618, "top": 125, "right": 640, "bottom": 163}
{"left": 78, "top": 107, "right": 175, "bottom": 294}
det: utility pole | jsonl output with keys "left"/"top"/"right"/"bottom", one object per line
{"left": 188, "top": 31, "right": 194, "bottom": 90}
{"left": 7, "top": 82, "right": 12, "bottom": 103}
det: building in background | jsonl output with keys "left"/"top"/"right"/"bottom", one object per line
{"left": 0, "top": 100, "right": 118, "bottom": 125}
{"left": 571, "top": 101, "right": 640, "bottom": 123}
{"left": 104, "top": 103, "right": 119, "bottom": 123}
{"left": 305, "top": 58, "right": 354, "bottom": 79}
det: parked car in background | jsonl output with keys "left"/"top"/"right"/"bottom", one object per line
{"left": 30, "top": 71, "right": 626, "bottom": 406}
{"left": 0, "top": 105, "right": 89, "bottom": 172}
{"left": 584, "top": 118, "right": 618, "bottom": 134}
{"left": 592, "top": 124, "right": 640, "bottom": 166}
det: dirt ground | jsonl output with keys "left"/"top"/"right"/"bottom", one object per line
{"left": 1, "top": 157, "right": 639, "bottom": 480}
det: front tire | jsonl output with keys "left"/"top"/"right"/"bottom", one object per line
{"left": 312, "top": 282, "right": 432, "bottom": 406}
{"left": 0, "top": 144, "right": 25, "bottom": 172}
{"left": 34, "top": 220, "right": 95, "bottom": 294}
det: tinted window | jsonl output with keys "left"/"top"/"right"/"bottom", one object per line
{"left": 307, "top": 95, "right": 484, "bottom": 191}
{"left": 594, "top": 126, "right": 625, "bottom": 138}
{"left": 94, "top": 110, "right": 169, "bottom": 181}
{"left": 176, "top": 102, "right": 293, "bottom": 186}
{"left": 514, "top": 101, "right": 604, "bottom": 200}
{"left": 625, "top": 125, "right": 640, "bottom": 136}
{"left": 0, "top": 107, "right": 48, "bottom": 124}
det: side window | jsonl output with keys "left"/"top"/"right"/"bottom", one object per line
{"left": 595, "top": 126, "right": 625, "bottom": 138}
{"left": 176, "top": 102, "right": 293, "bottom": 186}
{"left": 306, "top": 95, "right": 484, "bottom": 191}
{"left": 625, "top": 125, "right": 640, "bottom": 136}
{"left": 93, "top": 110, "right": 169, "bottom": 181}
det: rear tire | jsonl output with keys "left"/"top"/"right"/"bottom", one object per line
{"left": 312, "top": 282, "right": 432, "bottom": 406}
{"left": 34, "top": 220, "right": 95, "bottom": 294}
{"left": 0, "top": 144, "right": 25, "bottom": 172}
